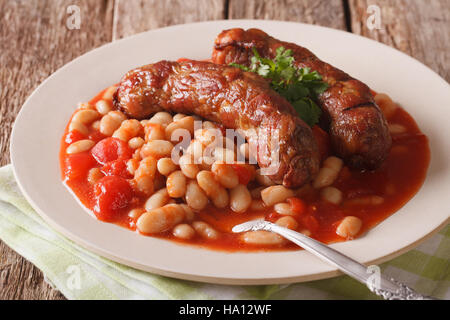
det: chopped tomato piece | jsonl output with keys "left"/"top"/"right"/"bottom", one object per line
{"left": 312, "top": 125, "right": 331, "bottom": 161}
{"left": 64, "top": 130, "right": 85, "bottom": 145}
{"left": 64, "top": 153, "right": 96, "bottom": 180}
{"left": 231, "top": 164, "right": 254, "bottom": 185}
{"left": 286, "top": 197, "right": 306, "bottom": 216}
{"left": 91, "top": 137, "right": 132, "bottom": 165}
{"left": 101, "top": 159, "right": 132, "bottom": 179}
{"left": 93, "top": 176, "right": 133, "bottom": 221}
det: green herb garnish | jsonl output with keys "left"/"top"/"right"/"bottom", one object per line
{"left": 231, "top": 47, "right": 328, "bottom": 126}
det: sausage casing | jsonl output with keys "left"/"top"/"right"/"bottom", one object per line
{"left": 212, "top": 28, "right": 392, "bottom": 169}
{"left": 114, "top": 60, "right": 320, "bottom": 187}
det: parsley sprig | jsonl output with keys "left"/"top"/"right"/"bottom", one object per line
{"left": 231, "top": 47, "right": 328, "bottom": 126}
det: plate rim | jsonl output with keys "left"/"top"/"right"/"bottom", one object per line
{"left": 10, "top": 19, "right": 450, "bottom": 285}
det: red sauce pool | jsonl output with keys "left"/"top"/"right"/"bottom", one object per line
{"left": 60, "top": 88, "right": 430, "bottom": 252}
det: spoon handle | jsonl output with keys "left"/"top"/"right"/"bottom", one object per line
{"left": 266, "top": 223, "right": 436, "bottom": 300}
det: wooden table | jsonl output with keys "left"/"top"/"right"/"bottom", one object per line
{"left": 0, "top": 0, "right": 448, "bottom": 300}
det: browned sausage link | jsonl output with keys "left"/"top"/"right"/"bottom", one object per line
{"left": 212, "top": 28, "right": 392, "bottom": 170}
{"left": 113, "top": 60, "right": 319, "bottom": 187}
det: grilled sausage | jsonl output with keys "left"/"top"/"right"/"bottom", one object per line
{"left": 212, "top": 28, "right": 392, "bottom": 170}
{"left": 113, "top": 60, "right": 320, "bottom": 187}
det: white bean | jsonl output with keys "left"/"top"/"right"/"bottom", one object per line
{"left": 211, "top": 162, "right": 239, "bottom": 189}
{"left": 202, "top": 121, "right": 218, "bottom": 129}
{"left": 128, "top": 137, "right": 144, "bottom": 149}
{"left": 241, "top": 231, "right": 284, "bottom": 245}
{"left": 198, "top": 156, "right": 214, "bottom": 171}
{"left": 134, "top": 156, "right": 157, "bottom": 195}
{"left": 212, "top": 187, "right": 229, "bottom": 209}
{"left": 91, "top": 120, "right": 100, "bottom": 131}
{"left": 222, "top": 137, "right": 236, "bottom": 151}
{"left": 320, "top": 187, "right": 343, "bottom": 205}
{"left": 112, "top": 119, "right": 143, "bottom": 141}
{"left": 102, "top": 86, "right": 117, "bottom": 100}
{"left": 173, "top": 113, "right": 186, "bottom": 121}
{"left": 192, "top": 221, "right": 219, "bottom": 240}
{"left": 197, "top": 170, "right": 229, "bottom": 208}
{"left": 137, "top": 204, "right": 186, "bottom": 234}
{"left": 185, "top": 140, "right": 205, "bottom": 162}
{"left": 180, "top": 204, "right": 195, "bottom": 221}
{"left": 276, "top": 216, "right": 299, "bottom": 230}
{"left": 77, "top": 102, "right": 93, "bottom": 110}
{"left": 179, "top": 154, "right": 200, "bottom": 179}
{"left": 145, "top": 188, "right": 170, "bottom": 211}
{"left": 100, "top": 111, "right": 126, "bottom": 136}
{"left": 194, "top": 128, "right": 222, "bottom": 147}
{"left": 149, "top": 112, "right": 173, "bottom": 127}
{"left": 141, "top": 140, "right": 173, "bottom": 159}
{"left": 95, "top": 100, "right": 112, "bottom": 115}
{"left": 229, "top": 184, "right": 251, "bottom": 213}
{"left": 336, "top": 216, "right": 362, "bottom": 239}
{"left": 185, "top": 180, "right": 209, "bottom": 211}
{"left": 274, "top": 203, "right": 295, "bottom": 215}
{"left": 69, "top": 121, "right": 88, "bottom": 136}
{"left": 239, "top": 143, "right": 249, "bottom": 159}
{"left": 172, "top": 224, "right": 195, "bottom": 240}
{"left": 166, "top": 170, "right": 187, "bottom": 198}
{"left": 196, "top": 170, "right": 221, "bottom": 196}
{"left": 213, "top": 147, "right": 235, "bottom": 163}
{"left": 66, "top": 139, "right": 95, "bottom": 154}
{"left": 261, "top": 186, "right": 295, "bottom": 206}
{"left": 132, "top": 148, "right": 142, "bottom": 161}
{"left": 144, "top": 123, "right": 166, "bottom": 141}
{"left": 300, "top": 229, "right": 312, "bottom": 237}
{"left": 135, "top": 156, "right": 157, "bottom": 178}
{"left": 134, "top": 177, "right": 153, "bottom": 196}
{"left": 165, "top": 116, "right": 195, "bottom": 141}
{"left": 72, "top": 109, "right": 100, "bottom": 125}
{"left": 126, "top": 159, "right": 139, "bottom": 175}
{"left": 313, "top": 156, "right": 343, "bottom": 189}
{"left": 87, "top": 167, "right": 103, "bottom": 185}
{"left": 157, "top": 157, "right": 177, "bottom": 176}
{"left": 374, "top": 93, "right": 392, "bottom": 105}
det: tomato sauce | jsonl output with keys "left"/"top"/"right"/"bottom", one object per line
{"left": 60, "top": 88, "right": 430, "bottom": 252}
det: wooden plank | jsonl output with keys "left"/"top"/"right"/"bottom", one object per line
{"left": 349, "top": 0, "right": 450, "bottom": 81}
{"left": 113, "top": 0, "right": 227, "bottom": 40}
{"left": 228, "top": 0, "right": 347, "bottom": 30}
{"left": 0, "top": 0, "right": 114, "bottom": 300}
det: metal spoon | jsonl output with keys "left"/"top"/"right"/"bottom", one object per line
{"left": 232, "top": 219, "right": 437, "bottom": 300}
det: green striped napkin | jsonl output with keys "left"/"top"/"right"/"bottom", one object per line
{"left": 0, "top": 165, "right": 447, "bottom": 299}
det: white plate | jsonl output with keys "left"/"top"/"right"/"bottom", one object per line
{"left": 10, "top": 20, "right": 450, "bottom": 285}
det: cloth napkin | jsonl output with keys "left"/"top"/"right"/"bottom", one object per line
{"left": 0, "top": 165, "right": 448, "bottom": 300}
